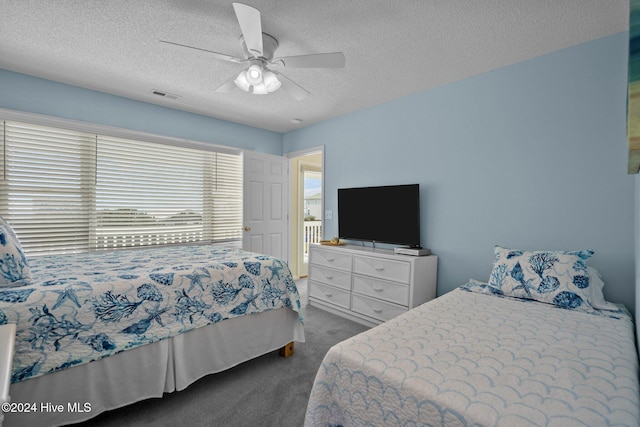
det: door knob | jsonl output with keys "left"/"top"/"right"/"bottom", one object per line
{"left": 244, "top": 226, "right": 251, "bottom": 232}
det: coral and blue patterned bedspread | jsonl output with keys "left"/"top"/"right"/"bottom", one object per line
{"left": 0, "top": 245, "right": 301, "bottom": 384}
{"left": 305, "top": 286, "right": 640, "bottom": 427}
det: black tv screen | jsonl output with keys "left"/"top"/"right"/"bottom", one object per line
{"left": 338, "top": 184, "right": 420, "bottom": 247}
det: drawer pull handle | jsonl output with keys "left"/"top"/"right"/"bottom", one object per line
{"left": 326, "top": 258, "right": 335, "bottom": 262}
{"left": 374, "top": 266, "right": 384, "bottom": 271}
{"left": 372, "top": 286, "right": 383, "bottom": 292}
{"left": 372, "top": 306, "right": 382, "bottom": 313}
{"left": 326, "top": 275, "right": 333, "bottom": 280}
{"left": 324, "top": 291, "right": 333, "bottom": 297}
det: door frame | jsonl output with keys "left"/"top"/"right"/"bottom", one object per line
{"left": 285, "top": 146, "right": 325, "bottom": 278}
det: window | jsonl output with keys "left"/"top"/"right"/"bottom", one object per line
{"left": 0, "top": 119, "right": 243, "bottom": 256}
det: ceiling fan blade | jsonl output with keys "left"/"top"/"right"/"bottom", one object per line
{"left": 232, "top": 3, "right": 263, "bottom": 57}
{"left": 160, "top": 40, "right": 244, "bottom": 64}
{"left": 214, "top": 75, "right": 238, "bottom": 93}
{"left": 274, "top": 52, "right": 346, "bottom": 68}
{"left": 275, "top": 72, "right": 310, "bottom": 101}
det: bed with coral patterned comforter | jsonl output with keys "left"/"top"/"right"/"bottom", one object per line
{"left": 0, "top": 244, "right": 301, "bottom": 384}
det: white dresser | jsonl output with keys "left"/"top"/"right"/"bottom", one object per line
{"left": 308, "top": 244, "right": 437, "bottom": 327}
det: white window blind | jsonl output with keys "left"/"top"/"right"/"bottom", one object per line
{"left": 0, "top": 119, "right": 243, "bottom": 256}
{"left": 2, "top": 121, "right": 96, "bottom": 255}
{"left": 211, "top": 152, "right": 243, "bottom": 242}
{"left": 0, "top": 120, "right": 5, "bottom": 213}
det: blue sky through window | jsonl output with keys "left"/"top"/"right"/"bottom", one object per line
{"left": 304, "top": 176, "right": 321, "bottom": 198}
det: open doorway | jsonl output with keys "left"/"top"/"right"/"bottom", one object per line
{"left": 287, "top": 148, "right": 323, "bottom": 279}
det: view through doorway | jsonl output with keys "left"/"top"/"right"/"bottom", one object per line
{"left": 288, "top": 148, "right": 323, "bottom": 279}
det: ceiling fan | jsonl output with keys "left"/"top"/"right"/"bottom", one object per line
{"left": 160, "top": 2, "right": 346, "bottom": 101}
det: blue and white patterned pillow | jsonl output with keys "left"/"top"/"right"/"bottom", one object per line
{"left": 486, "top": 245, "right": 595, "bottom": 311}
{"left": 0, "top": 217, "right": 31, "bottom": 287}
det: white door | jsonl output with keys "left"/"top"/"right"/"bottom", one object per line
{"left": 243, "top": 151, "right": 289, "bottom": 260}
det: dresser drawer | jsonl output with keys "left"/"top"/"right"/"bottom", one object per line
{"left": 310, "top": 247, "right": 352, "bottom": 271}
{"left": 353, "top": 255, "right": 411, "bottom": 283}
{"left": 351, "top": 294, "right": 407, "bottom": 322}
{"left": 309, "top": 281, "right": 351, "bottom": 309}
{"left": 352, "top": 275, "right": 409, "bottom": 306}
{"left": 309, "top": 265, "right": 351, "bottom": 290}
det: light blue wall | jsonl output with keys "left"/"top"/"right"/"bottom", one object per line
{"left": 284, "top": 32, "right": 637, "bottom": 315}
{"left": 0, "top": 69, "right": 283, "bottom": 154}
{"left": 1, "top": 34, "right": 636, "bottom": 316}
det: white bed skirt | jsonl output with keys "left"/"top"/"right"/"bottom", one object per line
{"left": 4, "top": 307, "right": 304, "bottom": 427}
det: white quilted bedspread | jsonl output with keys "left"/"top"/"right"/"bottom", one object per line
{"left": 305, "top": 288, "right": 640, "bottom": 427}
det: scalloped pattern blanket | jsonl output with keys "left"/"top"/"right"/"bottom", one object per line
{"left": 0, "top": 245, "right": 301, "bottom": 383}
{"left": 304, "top": 287, "right": 639, "bottom": 426}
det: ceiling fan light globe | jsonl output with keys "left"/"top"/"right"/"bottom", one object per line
{"left": 234, "top": 71, "right": 251, "bottom": 91}
{"left": 252, "top": 83, "right": 269, "bottom": 95}
{"left": 246, "top": 64, "right": 263, "bottom": 85}
{"left": 263, "top": 71, "right": 281, "bottom": 93}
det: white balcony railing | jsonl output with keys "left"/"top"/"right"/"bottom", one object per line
{"left": 94, "top": 223, "right": 323, "bottom": 256}
{"left": 94, "top": 228, "right": 204, "bottom": 249}
{"left": 304, "top": 220, "right": 322, "bottom": 260}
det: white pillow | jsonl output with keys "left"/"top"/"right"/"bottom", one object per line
{"left": 586, "top": 267, "right": 618, "bottom": 311}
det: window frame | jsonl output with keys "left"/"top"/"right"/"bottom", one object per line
{"left": 0, "top": 108, "right": 244, "bottom": 256}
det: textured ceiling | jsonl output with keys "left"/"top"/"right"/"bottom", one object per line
{"left": 0, "top": 0, "right": 630, "bottom": 133}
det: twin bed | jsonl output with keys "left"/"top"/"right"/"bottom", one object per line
{"left": 305, "top": 246, "right": 640, "bottom": 426}
{"left": 0, "top": 240, "right": 304, "bottom": 426}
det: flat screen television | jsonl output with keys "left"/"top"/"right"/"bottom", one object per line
{"left": 337, "top": 183, "right": 421, "bottom": 247}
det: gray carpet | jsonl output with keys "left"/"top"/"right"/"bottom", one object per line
{"left": 76, "top": 286, "right": 368, "bottom": 427}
